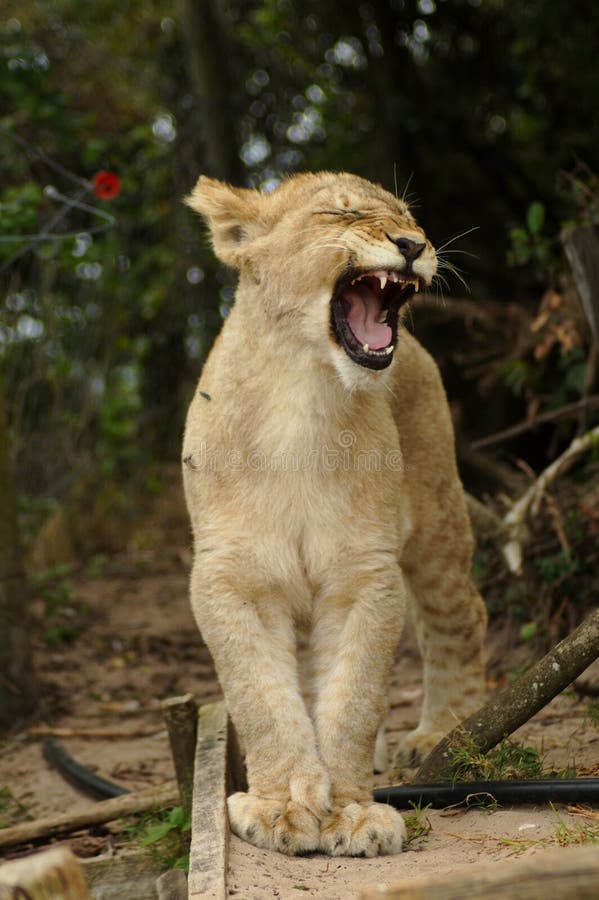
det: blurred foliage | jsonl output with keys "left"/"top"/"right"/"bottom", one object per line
{"left": 473, "top": 469, "right": 599, "bottom": 651}
{"left": 507, "top": 201, "right": 550, "bottom": 273}
{"left": 0, "top": 0, "right": 598, "bottom": 627}
{"left": 0, "top": 785, "right": 32, "bottom": 827}
{"left": 31, "top": 562, "right": 83, "bottom": 646}
{"left": 137, "top": 804, "right": 191, "bottom": 872}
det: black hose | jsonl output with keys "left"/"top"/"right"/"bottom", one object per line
{"left": 374, "top": 778, "right": 599, "bottom": 808}
{"left": 43, "top": 737, "right": 129, "bottom": 800}
{"left": 44, "top": 736, "right": 599, "bottom": 809}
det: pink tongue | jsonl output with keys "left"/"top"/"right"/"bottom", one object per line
{"left": 344, "top": 285, "right": 391, "bottom": 350}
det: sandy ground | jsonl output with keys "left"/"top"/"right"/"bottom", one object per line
{"left": 0, "top": 489, "right": 598, "bottom": 897}
{"left": 227, "top": 807, "right": 574, "bottom": 899}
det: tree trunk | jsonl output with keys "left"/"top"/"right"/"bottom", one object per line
{"left": 0, "top": 388, "right": 37, "bottom": 731}
{"left": 179, "top": 0, "right": 244, "bottom": 183}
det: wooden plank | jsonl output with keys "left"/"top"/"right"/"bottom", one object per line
{"left": 361, "top": 843, "right": 599, "bottom": 899}
{"left": 0, "top": 846, "right": 90, "bottom": 899}
{"left": 162, "top": 693, "right": 199, "bottom": 820}
{"left": 188, "top": 701, "right": 229, "bottom": 900}
{"left": 0, "top": 782, "right": 178, "bottom": 850}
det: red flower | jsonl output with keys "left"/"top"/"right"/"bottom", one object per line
{"left": 92, "top": 170, "right": 122, "bottom": 200}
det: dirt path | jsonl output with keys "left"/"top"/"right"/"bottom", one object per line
{"left": 0, "top": 502, "right": 598, "bottom": 896}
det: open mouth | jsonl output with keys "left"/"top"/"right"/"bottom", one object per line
{"left": 330, "top": 269, "right": 421, "bottom": 370}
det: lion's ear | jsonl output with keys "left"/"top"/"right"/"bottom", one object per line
{"left": 185, "top": 176, "right": 266, "bottom": 268}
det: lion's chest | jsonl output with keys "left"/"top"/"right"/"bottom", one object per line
{"left": 184, "top": 357, "right": 406, "bottom": 610}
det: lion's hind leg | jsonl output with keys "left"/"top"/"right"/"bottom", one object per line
{"left": 396, "top": 548, "right": 487, "bottom": 767}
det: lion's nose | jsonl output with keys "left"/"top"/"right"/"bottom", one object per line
{"left": 388, "top": 235, "right": 426, "bottom": 262}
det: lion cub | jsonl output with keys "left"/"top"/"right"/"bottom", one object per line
{"left": 182, "top": 172, "right": 486, "bottom": 857}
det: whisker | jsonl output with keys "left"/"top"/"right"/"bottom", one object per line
{"left": 435, "top": 226, "right": 480, "bottom": 253}
{"left": 436, "top": 248, "right": 479, "bottom": 260}
{"left": 432, "top": 272, "right": 451, "bottom": 294}
{"left": 435, "top": 261, "right": 467, "bottom": 274}
{"left": 434, "top": 247, "right": 473, "bottom": 293}
{"left": 439, "top": 261, "right": 470, "bottom": 293}
{"left": 401, "top": 172, "right": 414, "bottom": 205}
{"left": 436, "top": 281, "right": 448, "bottom": 304}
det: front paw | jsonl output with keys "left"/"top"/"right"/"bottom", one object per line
{"left": 227, "top": 792, "right": 320, "bottom": 855}
{"left": 320, "top": 802, "right": 406, "bottom": 857}
{"left": 394, "top": 727, "right": 445, "bottom": 768}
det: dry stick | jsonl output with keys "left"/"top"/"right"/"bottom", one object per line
{"left": 502, "top": 423, "right": 599, "bottom": 574}
{"left": 414, "top": 608, "right": 599, "bottom": 784}
{"left": 465, "top": 493, "right": 507, "bottom": 539}
{"left": 161, "top": 693, "right": 198, "bottom": 821}
{"left": 0, "top": 781, "right": 179, "bottom": 850}
{"left": 471, "top": 395, "right": 599, "bottom": 450}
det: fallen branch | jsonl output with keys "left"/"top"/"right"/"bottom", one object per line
{"left": 0, "top": 780, "right": 178, "bottom": 849}
{"left": 29, "top": 725, "right": 163, "bottom": 739}
{"left": 471, "top": 395, "right": 599, "bottom": 450}
{"left": 361, "top": 843, "right": 599, "bottom": 900}
{"left": 465, "top": 493, "right": 508, "bottom": 540}
{"left": 501, "top": 423, "right": 599, "bottom": 573}
{"left": 414, "top": 608, "right": 599, "bottom": 783}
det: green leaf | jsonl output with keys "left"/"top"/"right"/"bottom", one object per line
{"left": 526, "top": 201, "right": 545, "bottom": 235}
{"left": 140, "top": 820, "right": 175, "bottom": 845}
{"left": 173, "top": 854, "right": 190, "bottom": 871}
{"left": 168, "top": 806, "right": 186, "bottom": 828}
{"left": 509, "top": 226, "right": 529, "bottom": 244}
{"left": 519, "top": 621, "right": 537, "bottom": 643}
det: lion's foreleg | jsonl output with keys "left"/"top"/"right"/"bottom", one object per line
{"left": 310, "top": 557, "right": 408, "bottom": 855}
{"left": 189, "top": 557, "right": 330, "bottom": 854}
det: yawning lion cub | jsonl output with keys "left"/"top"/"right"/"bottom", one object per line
{"left": 182, "top": 172, "right": 486, "bottom": 857}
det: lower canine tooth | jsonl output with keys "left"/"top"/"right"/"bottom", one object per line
{"left": 363, "top": 343, "right": 370, "bottom": 352}
{"left": 385, "top": 345, "right": 394, "bottom": 355}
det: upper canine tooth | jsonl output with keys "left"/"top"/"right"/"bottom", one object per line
{"left": 379, "top": 275, "right": 387, "bottom": 290}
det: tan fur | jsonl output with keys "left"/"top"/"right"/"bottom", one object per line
{"left": 182, "top": 172, "right": 487, "bottom": 857}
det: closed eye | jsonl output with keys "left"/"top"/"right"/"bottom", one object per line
{"left": 312, "top": 208, "right": 368, "bottom": 218}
